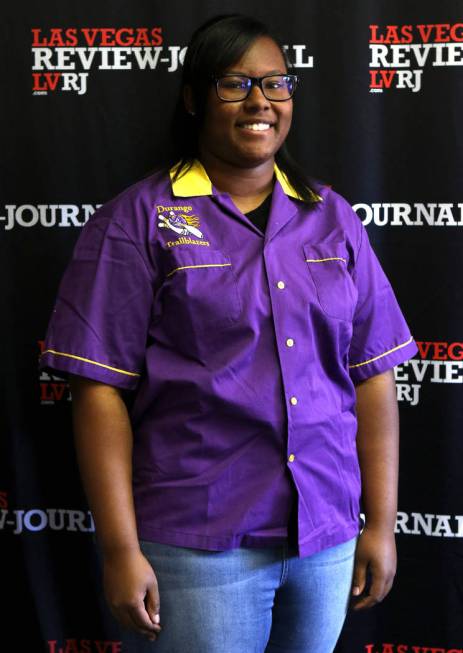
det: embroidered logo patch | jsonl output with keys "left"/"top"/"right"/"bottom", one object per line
{"left": 155, "top": 205, "right": 210, "bottom": 247}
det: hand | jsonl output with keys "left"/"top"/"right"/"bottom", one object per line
{"left": 102, "top": 548, "right": 162, "bottom": 642}
{"left": 350, "top": 526, "right": 397, "bottom": 610}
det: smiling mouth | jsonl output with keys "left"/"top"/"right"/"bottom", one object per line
{"left": 238, "top": 122, "right": 274, "bottom": 132}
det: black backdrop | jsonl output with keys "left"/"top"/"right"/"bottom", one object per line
{"left": 3, "top": 1, "right": 463, "bottom": 651}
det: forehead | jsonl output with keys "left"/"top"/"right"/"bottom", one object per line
{"left": 223, "top": 36, "right": 288, "bottom": 76}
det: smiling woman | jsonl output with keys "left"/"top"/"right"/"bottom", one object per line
{"left": 167, "top": 14, "right": 322, "bottom": 212}
{"left": 191, "top": 34, "right": 294, "bottom": 211}
{"left": 38, "top": 12, "right": 418, "bottom": 653}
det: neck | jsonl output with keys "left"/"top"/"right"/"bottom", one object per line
{"left": 198, "top": 151, "right": 275, "bottom": 199}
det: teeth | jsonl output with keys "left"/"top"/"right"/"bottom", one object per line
{"left": 241, "top": 123, "right": 271, "bottom": 131}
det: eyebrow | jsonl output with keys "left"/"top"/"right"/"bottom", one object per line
{"left": 224, "top": 69, "right": 287, "bottom": 76}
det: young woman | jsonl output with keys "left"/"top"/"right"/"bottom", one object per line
{"left": 39, "top": 14, "right": 418, "bottom": 653}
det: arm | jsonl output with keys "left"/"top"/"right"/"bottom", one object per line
{"left": 351, "top": 368, "right": 399, "bottom": 610}
{"left": 69, "top": 374, "right": 162, "bottom": 640}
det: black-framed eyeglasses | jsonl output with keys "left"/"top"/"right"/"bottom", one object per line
{"left": 212, "top": 74, "right": 299, "bottom": 102}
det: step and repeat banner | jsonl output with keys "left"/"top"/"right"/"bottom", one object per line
{"left": 2, "top": 0, "right": 463, "bottom": 651}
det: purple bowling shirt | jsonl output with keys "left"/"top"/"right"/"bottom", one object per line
{"left": 39, "top": 160, "right": 418, "bottom": 558}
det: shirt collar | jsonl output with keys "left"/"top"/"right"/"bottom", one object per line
{"left": 169, "top": 159, "right": 322, "bottom": 202}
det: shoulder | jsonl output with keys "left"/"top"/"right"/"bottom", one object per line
{"left": 93, "top": 168, "right": 171, "bottom": 225}
{"left": 314, "top": 184, "right": 359, "bottom": 219}
{"left": 76, "top": 168, "right": 172, "bottom": 249}
{"left": 311, "top": 184, "right": 364, "bottom": 245}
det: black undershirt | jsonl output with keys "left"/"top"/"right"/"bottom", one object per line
{"left": 244, "top": 192, "right": 299, "bottom": 549}
{"left": 243, "top": 192, "right": 272, "bottom": 234}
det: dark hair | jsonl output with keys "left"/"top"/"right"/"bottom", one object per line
{"left": 157, "top": 14, "right": 321, "bottom": 203}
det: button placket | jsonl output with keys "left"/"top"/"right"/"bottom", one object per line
{"left": 264, "top": 246, "right": 303, "bottom": 484}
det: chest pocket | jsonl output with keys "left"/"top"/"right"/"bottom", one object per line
{"left": 303, "top": 241, "right": 357, "bottom": 322}
{"left": 161, "top": 247, "right": 242, "bottom": 332}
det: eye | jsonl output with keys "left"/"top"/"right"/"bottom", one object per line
{"left": 264, "top": 78, "right": 285, "bottom": 90}
{"left": 220, "top": 76, "right": 248, "bottom": 90}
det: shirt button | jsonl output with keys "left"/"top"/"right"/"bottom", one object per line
{"left": 288, "top": 454, "right": 296, "bottom": 462}
{"left": 277, "top": 281, "right": 285, "bottom": 289}
{"left": 286, "top": 338, "right": 294, "bottom": 347}
{"left": 290, "top": 396, "right": 298, "bottom": 406}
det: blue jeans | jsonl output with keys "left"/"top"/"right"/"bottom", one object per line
{"left": 138, "top": 535, "right": 358, "bottom": 653}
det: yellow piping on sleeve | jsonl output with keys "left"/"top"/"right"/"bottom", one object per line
{"left": 40, "top": 349, "right": 140, "bottom": 377}
{"left": 349, "top": 336, "right": 414, "bottom": 369}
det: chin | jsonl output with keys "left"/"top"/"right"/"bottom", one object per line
{"left": 235, "top": 147, "right": 277, "bottom": 167}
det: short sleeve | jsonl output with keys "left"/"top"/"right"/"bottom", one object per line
{"left": 348, "top": 222, "right": 418, "bottom": 384}
{"left": 38, "top": 216, "right": 155, "bottom": 391}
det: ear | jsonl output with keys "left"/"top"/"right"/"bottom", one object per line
{"left": 183, "top": 84, "right": 195, "bottom": 115}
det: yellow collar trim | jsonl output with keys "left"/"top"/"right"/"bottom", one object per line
{"left": 170, "top": 160, "right": 322, "bottom": 202}
{"left": 273, "top": 165, "right": 322, "bottom": 202}
{"left": 170, "top": 160, "right": 213, "bottom": 197}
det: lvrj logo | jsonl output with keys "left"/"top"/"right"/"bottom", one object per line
{"left": 368, "top": 23, "right": 463, "bottom": 93}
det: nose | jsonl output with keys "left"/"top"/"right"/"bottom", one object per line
{"left": 243, "top": 82, "right": 271, "bottom": 108}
